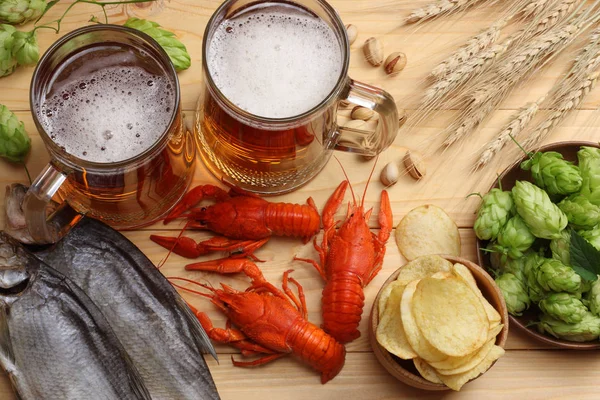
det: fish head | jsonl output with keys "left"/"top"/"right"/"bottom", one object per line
{"left": 0, "top": 232, "right": 33, "bottom": 301}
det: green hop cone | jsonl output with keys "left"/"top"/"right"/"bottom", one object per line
{"left": 538, "top": 312, "right": 600, "bottom": 342}
{"left": 501, "top": 255, "right": 528, "bottom": 282}
{"left": 521, "top": 151, "right": 582, "bottom": 196}
{"left": 496, "top": 214, "right": 535, "bottom": 259}
{"left": 495, "top": 273, "right": 530, "bottom": 316}
{"left": 512, "top": 180, "right": 568, "bottom": 239}
{"left": 578, "top": 146, "right": 600, "bottom": 206}
{"left": 557, "top": 195, "right": 600, "bottom": 230}
{"left": 538, "top": 292, "right": 588, "bottom": 324}
{"left": 473, "top": 188, "right": 514, "bottom": 241}
{"left": 523, "top": 251, "right": 546, "bottom": 303}
{"left": 586, "top": 278, "right": 600, "bottom": 317}
{"left": 0, "top": 104, "right": 30, "bottom": 162}
{"left": 0, "top": 24, "right": 17, "bottom": 77}
{"left": 536, "top": 258, "right": 581, "bottom": 294}
{"left": 580, "top": 226, "right": 600, "bottom": 251}
{"left": 550, "top": 229, "right": 571, "bottom": 266}
{"left": 0, "top": 0, "right": 46, "bottom": 25}
{"left": 124, "top": 18, "right": 190, "bottom": 71}
{"left": 11, "top": 29, "right": 38, "bottom": 65}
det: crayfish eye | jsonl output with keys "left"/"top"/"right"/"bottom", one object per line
{"left": 201, "top": 207, "right": 207, "bottom": 212}
{"left": 199, "top": 220, "right": 207, "bottom": 226}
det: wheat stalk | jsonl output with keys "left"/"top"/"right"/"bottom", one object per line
{"left": 534, "top": 0, "right": 580, "bottom": 33}
{"left": 474, "top": 96, "right": 545, "bottom": 169}
{"left": 423, "top": 0, "right": 571, "bottom": 107}
{"left": 520, "top": 0, "right": 553, "bottom": 18}
{"left": 424, "top": 38, "right": 514, "bottom": 104}
{"left": 431, "top": 20, "right": 507, "bottom": 79}
{"left": 522, "top": 71, "right": 599, "bottom": 148}
{"left": 442, "top": 21, "right": 584, "bottom": 147}
{"left": 406, "top": 0, "right": 490, "bottom": 23}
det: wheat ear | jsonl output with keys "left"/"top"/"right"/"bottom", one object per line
{"left": 534, "top": 0, "right": 580, "bottom": 33}
{"left": 522, "top": 71, "right": 599, "bottom": 149}
{"left": 431, "top": 19, "right": 507, "bottom": 79}
{"left": 442, "top": 21, "right": 583, "bottom": 147}
{"left": 406, "top": 0, "right": 489, "bottom": 23}
{"left": 424, "top": 38, "right": 514, "bottom": 105}
{"left": 474, "top": 96, "right": 545, "bottom": 169}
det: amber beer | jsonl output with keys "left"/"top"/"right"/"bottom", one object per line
{"left": 28, "top": 26, "right": 194, "bottom": 234}
{"left": 197, "top": 1, "right": 345, "bottom": 192}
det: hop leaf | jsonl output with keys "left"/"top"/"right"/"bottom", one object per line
{"left": 11, "top": 29, "right": 38, "bottom": 65}
{"left": 495, "top": 273, "right": 530, "bottom": 316}
{"left": 0, "top": 104, "right": 30, "bottom": 162}
{"left": 124, "top": 17, "right": 191, "bottom": 71}
{"left": 539, "top": 292, "right": 588, "bottom": 324}
{"left": 473, "top": 188, "right": 514, "bottom": 241}
{"left": 0, "top": 24, "right": 17, "bottom": 77}
{"left": 512, "top": 180, "right": 568, "bottom": 239}
{"left": 0, "top": 0, "right": 46, "bottom": 25}
{"left": 521, "top": 151, "right": 582, "bottom": 196}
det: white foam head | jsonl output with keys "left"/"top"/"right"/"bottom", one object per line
{"left": 39, "top": 65, "right": 175, "bottom": 163}
{"left": 207, "top": 5, "right": 343, "bottom": 119}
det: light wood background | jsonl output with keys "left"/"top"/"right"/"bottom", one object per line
{"left": 1, "top": 1, "right": 600, "bottom": 399}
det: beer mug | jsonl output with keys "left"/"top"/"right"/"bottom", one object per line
{"left": 24, "top": 25, "right": 195, "bottom": 243}
{"left": 196, "top": 0, "right": 399, "bottom": 194}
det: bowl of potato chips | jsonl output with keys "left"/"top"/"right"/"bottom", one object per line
{"left": 369, "top": 255, "right": 508, "bottom": 391}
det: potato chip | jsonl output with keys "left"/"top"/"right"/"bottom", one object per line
{"left": 437, "top": 346, "right": 505, "bottom": 391}
{"left": 395, "top": 205, "right": 461, "bottom": 261}
{"left": 452, "top": 263, "right": 501, "bottom": 325}
{"left": 376, "top": 281, "right": 417, "bottom": 360}
{"left": 395, "top": 255, "right": 453, "bottom": 286}
{"left": 412, "top": 277, "right": 489, "bottom": 357}
{"left": 413, "top": 358, "right": 442, "bottom": 384}
{"left": 400, "top": 280, "right": 449, "bottom": 363}
{"left": 378, "top": 280, "right": 401, "bottom": 316}
{"left": 434, "top": 337, "right": 495, "bottom": 376}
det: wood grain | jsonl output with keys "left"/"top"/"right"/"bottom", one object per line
{"left": 1, "top": 0, "right": 600, "bottom": 398}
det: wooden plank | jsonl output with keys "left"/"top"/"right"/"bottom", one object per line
{"left": 0, "top": 351, "right": 599, "bottom": 400}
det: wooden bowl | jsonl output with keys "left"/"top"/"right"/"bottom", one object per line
{"left": 369, "top": 255, "right": 509, "bottom": 391}
{"left": 476, "top": 141, "right": 600, "bottom": 350}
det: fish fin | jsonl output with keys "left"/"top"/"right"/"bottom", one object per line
{"left": 0, "top": 306, "right": 16, "bottom": 375}
{"left": 176, "top": 295, "right": 219, "bottom": 361}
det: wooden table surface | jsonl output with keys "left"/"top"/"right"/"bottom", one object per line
{"left": 1, "top": 1, "right": 600, "bottom": 399}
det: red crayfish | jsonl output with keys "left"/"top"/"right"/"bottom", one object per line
{"left": 171, "top": 258, "right": 346, "bottom": 384}
{"left": 151, "top": 183, "right": 320, "bottom": 259}
{"left": 295, "top": 180, "right": 392, "bottom": 343}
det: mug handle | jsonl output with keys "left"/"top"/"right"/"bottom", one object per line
{"left": 22, "top": 163, "right": 82, "bottom": 244}
{"left": 335, "top": 79, "right": 399, "bottom": 156}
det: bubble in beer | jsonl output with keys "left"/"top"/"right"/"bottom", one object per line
{"left": 38, "top": 48, "right": 176, "bottom": 163}
{"left": 207, "top": 5, "right": 343, "bottom": 118}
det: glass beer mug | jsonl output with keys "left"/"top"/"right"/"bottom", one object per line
{"left": 196, "top": 0, "right": 399, "bottom": 194}
{"left": 24, "top": 25, "right": 196, "bottom": 243}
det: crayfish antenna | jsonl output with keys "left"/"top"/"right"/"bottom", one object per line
{"left": 334, "top": 156, "right": 356, "bottom": 206}
{"left": 168, "top": 276, "right": 215, "bottom": 298}
{"left": 156, "top": 220, "right": 193, "bottom": 269}
{"left": 361, "top": 154, "right": 380, "bottom": 209}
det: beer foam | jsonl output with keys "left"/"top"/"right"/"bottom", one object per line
{"left": 38, "top": 66, "right": 175, "bottom": 163}
{"left": 207, "top": 5, "right": 343, "bottom": 119}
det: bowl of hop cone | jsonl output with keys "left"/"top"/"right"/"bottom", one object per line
{"left": 369, "top": 255, "right": 508, "bottom": 391}
{"left": 475, "top": 141, "right": 600, "bottom": 349}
